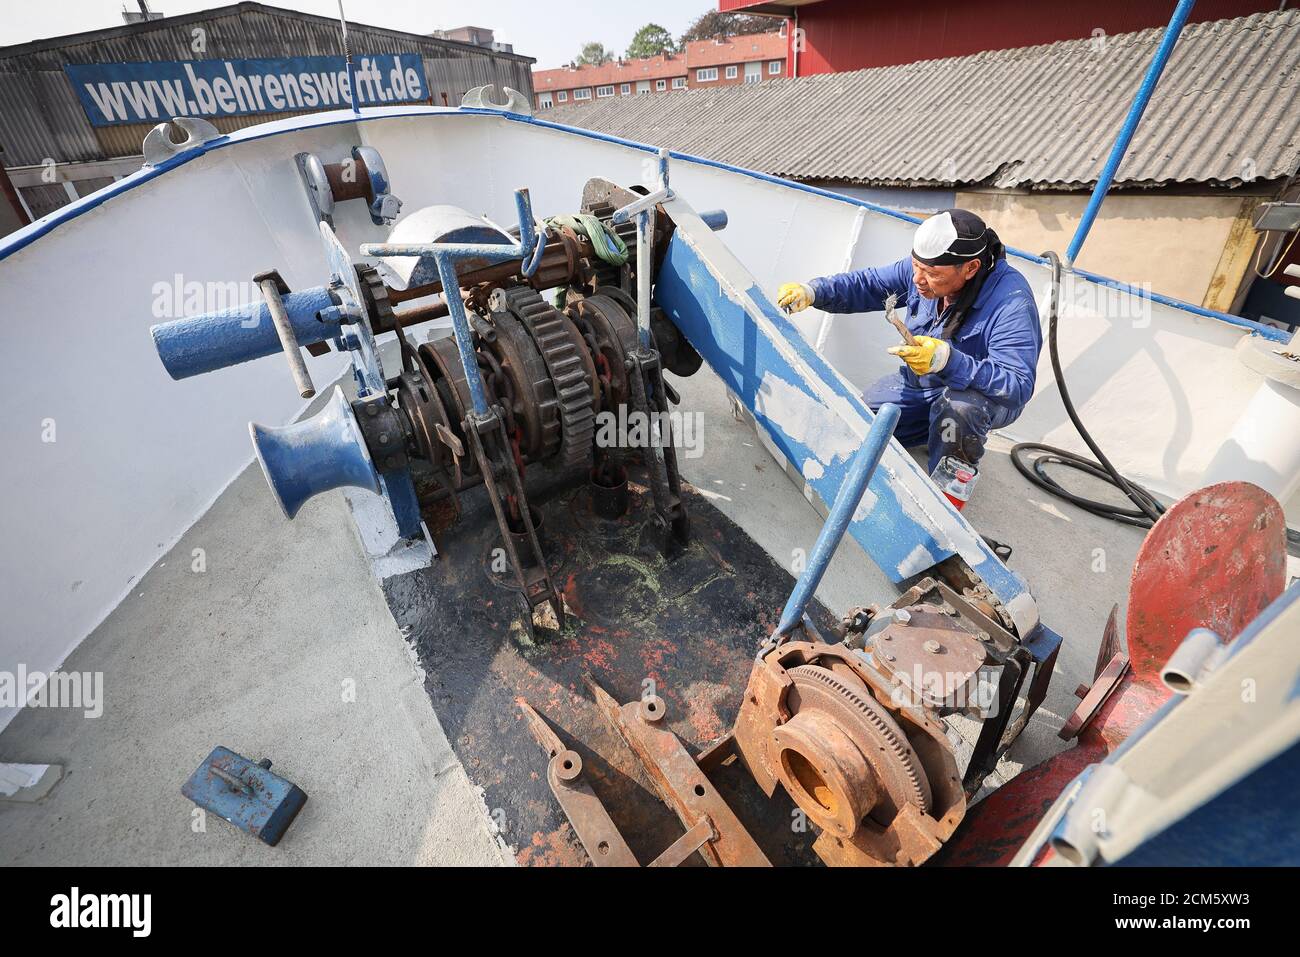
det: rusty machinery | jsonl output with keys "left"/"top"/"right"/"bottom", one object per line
{"left": 150, "top": 146, "right": 1059, "bottom": 866}
{"left": 151, "top": 173, "right": 708, "bottom": 629}
{"left": 518, "top": 409, "right": 1041, "bottom": 867}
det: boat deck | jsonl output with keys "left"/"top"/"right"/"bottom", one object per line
{"left": 0, "top": 365, "right": 1148, "bottom": 866}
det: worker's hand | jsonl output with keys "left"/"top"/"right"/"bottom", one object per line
{"left": 777, "top": 282, "right": 815, "bottom": 313}
{"left": 888, "top": 336, "right": 951, "bottom": 376}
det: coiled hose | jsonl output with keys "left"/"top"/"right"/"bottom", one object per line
{"left": 1010, "top": 252, "right": 1166, "bottom": 529}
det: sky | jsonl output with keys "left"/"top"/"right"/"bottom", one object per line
{"left": 0, "top": 0, "right": 723, "bottom": 69}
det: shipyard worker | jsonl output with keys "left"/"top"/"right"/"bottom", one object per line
{"left": 777, "top": 209, "right": 1041, "bottom": 502}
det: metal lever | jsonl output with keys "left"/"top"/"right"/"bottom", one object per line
{"left": 255, "top": 269, "right": 316, "bottom": 398}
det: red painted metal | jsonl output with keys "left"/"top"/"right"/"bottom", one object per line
{"left": 935, "top": 481, "right": 1287, "bottom": 866}
{"left": 721, "top": 0, "right": 1277, "bottom": 75}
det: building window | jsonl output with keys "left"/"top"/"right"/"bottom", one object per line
{"left": 745, "top": 62, "right": 762, "bottom": 84}
{"left": 637, "top": 81, "right": 650, "bottom": 94}
{"left": 620, "top": 83, "right": 631, "bottom": 94}
{"left": 656, "top": 78, "right": 666, "bottom": 91}
{"left": 725, "top": 65, "right": 738, "bottom": 79}
{"left": 556, "top": 90, "right": 567, "bottom": 102}
{"left": 671, "top": 76, "right": 686, "bottom": 89}
{"left": 769, "top": 60, "right": 783, "bottom": 75}
{"left": 696, "top": 67, "right": 718, "bottom": 82}
{"left": 596, "top": 85, "right": 614, "bottom": 98}
{"left": 537, "top": 93, "right": 553, "bottom": 109}
{"left": 574, "top": 88, "right": 592, "bottom": 100}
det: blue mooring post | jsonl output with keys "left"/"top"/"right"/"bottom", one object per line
{"left": 1065, "top": 0, "right": 1195, "bottom": 265}
{"left": 775, "top": 402, "right": 901, "bottom": 637}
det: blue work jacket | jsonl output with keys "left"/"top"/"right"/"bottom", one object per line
{"left": 810, "top": 257, "right": 1042, "bottom": 411}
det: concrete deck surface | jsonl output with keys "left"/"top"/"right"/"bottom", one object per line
{"left": 0, "top": 364, "right": 1144, "bottom": 865}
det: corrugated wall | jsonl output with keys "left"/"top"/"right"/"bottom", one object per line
{"left": 0, "top": 2, "right": 535, "bottom": 167}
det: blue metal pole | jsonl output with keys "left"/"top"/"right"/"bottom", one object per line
{"left": 433, "top": 250, "right": 491, "bottom": 415}
{"left": 775, "top": 402, "right": 901, "bottom": 636}
{"left": 1065, "top": 0, "right": 1196, "bottom": 265}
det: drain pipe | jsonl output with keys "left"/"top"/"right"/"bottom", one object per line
{"left": 1065, "top": 0, "right": 1197, "bottom": 265}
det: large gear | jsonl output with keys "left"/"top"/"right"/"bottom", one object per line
{"left": 784, "top": 664, "right": 932, "bottom": 820}
{"left": 493, "top": 286, "right": 597, "bottom": 471}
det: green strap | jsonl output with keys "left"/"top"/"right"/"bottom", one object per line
{"left": 546, "top": 213, "right": 629, "bottom": 267}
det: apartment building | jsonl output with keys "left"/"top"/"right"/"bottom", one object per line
{"left": 532, "top": 30, "right": 786, "bottom": 110}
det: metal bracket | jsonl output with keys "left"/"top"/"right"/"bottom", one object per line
{"left": 142, "top": 116, "right": 222, "bottom": 167}
{"left": 460, "top": 84, "right": 532, "bottom": 116}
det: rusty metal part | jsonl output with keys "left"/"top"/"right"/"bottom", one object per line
{"left": 732, "top": 639, "right": 965, "bottom": 867}
{"left": 519, "top": 701, "right": 639, "bottom": 867}
{"left": 1059, "top": 604, "right": 1130, "bottom": 741}
{"left": 493, "top": 286, "right": 596, "bottom": 471}
{"left": 480, "top": 309, "right": 560, "bottom": 461}
{"left": 418, "top": 337, "right": 476, "bottom": 484}
{"left": 586, "top": 675, "right": 771, "bottom": 867}
{"left": 779, "top": 664, "right": 931, "bottom": 831}
{"left": 385, "top": 225, "right": 598, "bottom": 307}
{"left": 566, "top": 291, "right": 638, "bottom": 410}
{"left": 868, "top": 606, "right": 988, "bottom": 711}
{"left": 647, "top": 818, "right": 715, "bottom": 867}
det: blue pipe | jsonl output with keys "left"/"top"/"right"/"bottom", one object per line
{"left": 1066, "top": 0, "right": 1196, "bottom": 264}
{"left": 151, "top": 285, "right": 340, "bottom": 380}
{"left": 775, "top": 402, "right": 901, "bottom": 636}
{"left": 433, "top": 250, "right": 491, "bottom": 415}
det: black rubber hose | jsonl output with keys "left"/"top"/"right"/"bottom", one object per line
{"left": 1010, "top": 251, "right": 1166, "bottom": 529}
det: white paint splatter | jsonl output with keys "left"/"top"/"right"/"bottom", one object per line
{"left": 802, "top": 458, "right": 825, "bottom": 480}
{"left": 755, "top": 372, "right": 861, "bottom": 469}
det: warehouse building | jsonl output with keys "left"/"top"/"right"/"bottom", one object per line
{"left": 0, "top": 2, "right": 535, "bottom": 232}
{"left": 545, "top": 9, "right": 1300, "bottom": 328}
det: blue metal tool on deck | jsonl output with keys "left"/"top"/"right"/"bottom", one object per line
{"left": 182, "top": 746, "right": 308, "bottom": 846}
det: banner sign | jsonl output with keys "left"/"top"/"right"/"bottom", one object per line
{"left": 65, "top": 54, "right": 428, "bottom": 127}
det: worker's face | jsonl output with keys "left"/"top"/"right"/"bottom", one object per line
{"left": 912, "top": 258, "right": 980, "bottom": 299}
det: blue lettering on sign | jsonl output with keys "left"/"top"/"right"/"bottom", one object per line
{"left": 66, "top": 54, "right": 428, "bottom": 127}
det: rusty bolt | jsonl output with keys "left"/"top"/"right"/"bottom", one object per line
{"left": 895, "top": 609, "right": 912, "bottom": 624}
{"left": 924, "top": 639, "right": 942, "bottom": 654}
{"left": 883, "top": 653, "right": 896, "bottom": 663}
{"left": 554, "top": 749, "right": 582, "bottom": 782}
{"left": 640, "top": 695, "right": 666, "bottom": 724}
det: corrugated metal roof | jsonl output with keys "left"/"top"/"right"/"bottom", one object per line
{"left": 542, "top": 10, "right": 1300, "bottom": 190}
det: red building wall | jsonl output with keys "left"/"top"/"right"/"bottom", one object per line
{"left": 722, "top": 0, "right": 1279, "bottom": 75}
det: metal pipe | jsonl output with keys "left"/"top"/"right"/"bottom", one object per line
{"left": 432, "top": 251, "right": 490, "bottom": 415}
{"left": 258, "top": 278, "right": 316, "bottom": 398}
{"left": 337, "top": 0, "right": 361, "bottom": 115}
{"left": 775, "top": 403, "right": 901, "bottom": 636}
{"left": 1065, "top": 0, "right": 1196, "bottom": 265}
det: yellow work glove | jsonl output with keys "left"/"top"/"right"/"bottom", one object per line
{"left": 888, "top": 336, "right": 951, "bottom": 376}
{"left": 777, "top": 281, "right": 815, "bottom": 313}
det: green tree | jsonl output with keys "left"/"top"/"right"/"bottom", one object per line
{"left": 575, "top": 41, "right": 612, "bottom": 66}
{"left": 679, "top": 10, "right": 774, "bottom": 45}
{"left": 626, "top": 23, "right": 676, "bottom": 59}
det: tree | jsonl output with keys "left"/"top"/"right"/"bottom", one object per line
{"left": 575, "top": 41, "right": 612, "bottom": 67}
{"left": 679, "top": 10, "right": 774, "bottom": 45}
{"left": 626, "top": 23, "right": 676, "bottom": 59}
